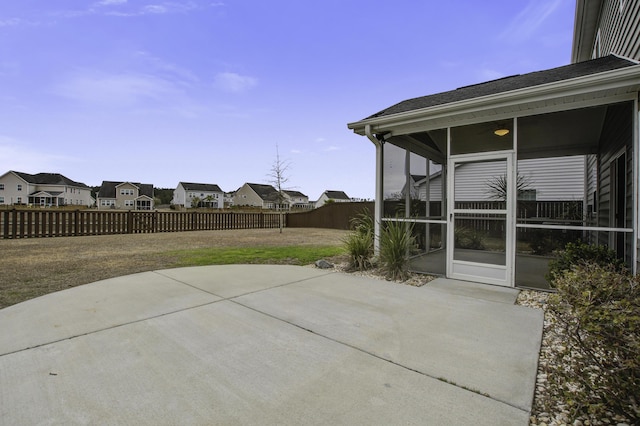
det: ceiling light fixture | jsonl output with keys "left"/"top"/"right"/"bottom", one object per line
{"left": 494, "top": 128, "right": 510, "bottom": 137}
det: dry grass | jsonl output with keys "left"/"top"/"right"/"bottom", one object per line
{"left": 0, "top": 228, "right": 348, "bottom": 310}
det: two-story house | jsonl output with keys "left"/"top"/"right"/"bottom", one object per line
{"left": 96, "top": 181, "right": 154, "bottom": 210}
{"left": 233, "top": 183, "right": 308, "bottom": 210}
{"left": 315, "top": 190, "right": 351, "bottom": 208}
{"left": 283, "top": 190, "right": 311, "bottom": 209}
{"left": 347, "top": 0, "right": 640, "bottom": 289}
{"left": 172, "top": 182, "right": 224, "bottom": 209}
{"left": 0, "top": 170, "right": 93, "bottom": 207}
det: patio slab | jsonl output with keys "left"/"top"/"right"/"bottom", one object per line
{"left": 0, "top": 265, "right": 543, "bottom": 425}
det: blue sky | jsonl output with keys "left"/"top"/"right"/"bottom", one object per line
{"left": 0, "top": 0, "right": 575, "bottom": 200}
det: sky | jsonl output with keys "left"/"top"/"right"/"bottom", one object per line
{"left": 0, "top": 0, "right": 576, "bottom": 201}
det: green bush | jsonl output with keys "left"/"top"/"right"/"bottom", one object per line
{"left": 454, "top": 226, "right": 485, "bottom": 250}
{"left": 546, "top": 241, "right": 626, "bottom": 286}
{"left": 546, "top": 263, "right": 640, "bottom": 421}
{"left": 343, "top": 211, "right": 374, "bottom": 271}
{"left": 379, "top": 220, "right": 415, "bottom": 281}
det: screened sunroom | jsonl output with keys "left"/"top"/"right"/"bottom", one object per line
{"left": 348, "top": 55, "right": 640, "bottom": 289}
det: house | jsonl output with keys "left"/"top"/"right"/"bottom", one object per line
{"left": 97, "top": 181, "right": 154, "bottom": 210}
{"left": 0, "top": 170, "right": 93, "bottom": 207}
{"left": 315, "top": 190, "right": 351, "bottom": 208}
{"left": 347, "top": 0, "right": 640, "bottom": 289}
{"left": 172, "top": 182, "right": 224, "bottom": 209}
{"left": 233, "top": 183, "right": 282, "bottom": 209}
{"left": 233, "top": 183, "right": 309, "bottom": 210}
{"left": 411, "top": 156, "right": 586, "bottom": 203}
{"left": 283, "top": 190, "right": 311, "bottom": 209}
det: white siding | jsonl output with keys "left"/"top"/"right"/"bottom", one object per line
{"left": 594, "top": 0, "right": 640, "bottom": 60}
{"left": 418, "top": 156, "right": 585, "bottom": 202}
{"left": 517, "top": 156, "right": 585, "bottom": 201}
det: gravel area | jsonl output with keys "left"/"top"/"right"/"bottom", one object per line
{"left": 516, "top": 290, "right": 632, "bottom": 426}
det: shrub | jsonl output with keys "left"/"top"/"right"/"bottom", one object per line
{"left": 546, "top": 241, "right": 626, "bottom": 286}
{"left": 454, "top": 226, "right": 485, "bottom": 250}
{"left": 379, "top": 220, "right": 415, "bottom": 281}
{"left": 343, "top": 211, "right": 374, "bottom": 271}
{"left": 545, "top": 263, "right": 640, "bottom": 421}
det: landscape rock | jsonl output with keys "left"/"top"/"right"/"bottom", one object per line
{"left": 315, "top": 259, "right": 334, "bottom": 269}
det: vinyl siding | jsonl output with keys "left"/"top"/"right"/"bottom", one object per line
{"left": 593, "top": 0, "right": 640, "bottom": 60}
{"left": 420, "top": 157, "right": 585, "bottom": 202}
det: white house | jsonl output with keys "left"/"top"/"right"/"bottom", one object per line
{"left": 172, "top": 182, "right": 224, "bottom": 208}
{"left": 412, "top": 156, "right": 587, "bottom": 202}
{"left": 0, "top": 171, "right": 93, "bottom": 207}
{"left": 315, "top": 190, "right": 351, "bottom": 208}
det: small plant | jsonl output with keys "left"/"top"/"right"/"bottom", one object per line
{"left": 379, "top": 220, "right": 415, "bottom": 281}
{"left": 343, "top": 211, "right": 374, "bottom": 271}
{"left": 454, "top": 226, "right": 485, "bottom": 250}
{"left": 546, "top": 241, "right": 626, "bottom": 286}
{"left": 545, "top": 263, "right": 640, "bottom": 421}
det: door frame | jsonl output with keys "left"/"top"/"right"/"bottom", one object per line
{"left": 446, "top": 150, "right": 516, "bottom": 286}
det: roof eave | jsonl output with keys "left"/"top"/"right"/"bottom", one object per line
{"left": 347, "top": 65, "right": 640, "bottom": 136}
{"left": 571, "top": 0, "right": 604, "bottom": 63}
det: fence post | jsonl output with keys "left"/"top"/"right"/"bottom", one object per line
{"left": 127, "top": 210, "right": 133, "bottom": 234}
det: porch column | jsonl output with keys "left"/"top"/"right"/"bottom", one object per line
{"left": 365, "top": 124, "right": 383, "bottom": 255}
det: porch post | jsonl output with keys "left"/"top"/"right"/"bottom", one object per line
{"left": 365, "top": 124, "right": 384, "bottom": 255}
{"left": 634, "top": 95, "right": 639, "bottom": 273}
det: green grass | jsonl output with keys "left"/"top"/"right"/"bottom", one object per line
{"left": 168, "top": 245, "right": 346, "bottom": 267}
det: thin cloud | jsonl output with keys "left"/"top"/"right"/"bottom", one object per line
{"left": 0, "top": 136, "right": 79, "bottom": 173}
{"left": 499, "top": 0, "right": 562, "bottom": 42}
{"left": 52, "top": 70, "right": 185, "bottom": 106}
{"left": 0, "top": 18, "right": 21, "bottom": 27}
{"left": 213, "top": 72, "right": 258, "bottom": 93}
{"left": 94, "top": 0, "right": 128, "bottom": 6}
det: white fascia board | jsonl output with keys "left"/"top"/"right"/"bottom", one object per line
{"left": 348, "top": 66, "right": 640, "bottom": 136}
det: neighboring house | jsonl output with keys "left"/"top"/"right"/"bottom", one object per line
{"left": 233, "top": 183, "right": 282, "bottom": 209}
{"left": 283, "top": 190, "right": 311, "bottom": 209}
{"left": 347, "top": 0, "right": 640, "bottom": 289}
{"left": 233, "top": 183, "right": 308, "bottom": 210}
{"left": 315, "top": 190, "right": 351, "bottom": 208}
{"left": 224, "top": 192, "right": 235, "bottom": 208}
{"left": 0, "top": 170, "right": 93, "bottom": 207}
{"left": 412, "top": 156, "right": 586, "bottom": 202}
{"left": 97, "top": 181, "right": 154, "bottom": 210}
{"left": 172, "top": 182, "right": 224, "bottom": 209}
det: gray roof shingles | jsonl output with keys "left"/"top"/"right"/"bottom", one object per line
{"left": 13, "top": 171, "right": 89, "bottom": 188}
{"left": 180, "top": 182, "right": 223, "bottom": 192}
{"left": 366, "top": 55, "right": 638, "bottom": 119}
{"left": 97, "top": 181, "right": 154, "bottom": 198}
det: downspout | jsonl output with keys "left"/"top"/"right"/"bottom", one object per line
{"left": 365, "top": 124, "right": 383, "bottom": 254}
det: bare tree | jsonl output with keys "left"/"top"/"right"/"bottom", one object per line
{"left": 267, "top": 144, "right": 291, "bottom": 233}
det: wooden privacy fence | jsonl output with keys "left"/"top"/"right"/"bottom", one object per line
{"left": 1, "top": 209, "right": 283, "bottom": 239}
{"left": 287, "top": 202, "right": 374, "bottom": 230}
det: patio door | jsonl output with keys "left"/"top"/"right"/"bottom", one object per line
{"left": 447, "top": 152, "right": 515, "bottom": 286}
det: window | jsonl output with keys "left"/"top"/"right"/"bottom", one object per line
{"left": 518, "top": 189, "right": 537, "bottom": 201}
{"left": 0, "top": 197, "right": 4, "bottom": 203}
{"left": 17, "top": 197, "right": 22, "bottom": 203}
{"left": 120, "top": 188, "right": 134, "bottom": 196}
{"left": 101, "top": 199, "right": 115, "bottom": 206}
{"left": 17, "top": 184, "right": 22, "bottom": 191}
{"left": 0, "top": 183, "right": 4, "bottom": 190}
{"left": 124, "top": 200, "right": 134, "bottom": 207}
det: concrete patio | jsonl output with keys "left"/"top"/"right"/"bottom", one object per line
{"left": 0, "top": 265, "right": 543, "bottom": 425}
